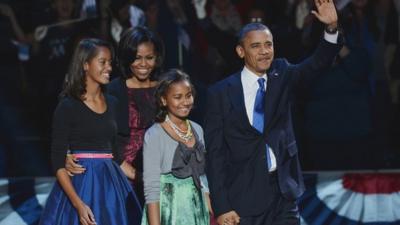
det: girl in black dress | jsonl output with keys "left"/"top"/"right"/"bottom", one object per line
{"left": 39, "top": 38, "right": 142, "bottom": 225}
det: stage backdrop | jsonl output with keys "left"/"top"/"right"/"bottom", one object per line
{"left": 1, "top": 172, "right": 400, "bottom": 225}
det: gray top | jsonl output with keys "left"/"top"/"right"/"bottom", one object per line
{"left": 143, "top": 121, "right": 209, "bottom": 204}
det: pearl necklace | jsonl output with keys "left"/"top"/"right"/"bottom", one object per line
{"left": 165, "top": 115, "right": 193, "bottom": 142}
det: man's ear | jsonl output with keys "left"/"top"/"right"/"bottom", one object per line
{"left": 236, "top": 45, "right": 244, "bottom": 58}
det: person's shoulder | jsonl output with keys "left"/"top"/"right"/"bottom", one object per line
{"left": 145, "top": 123, "right": 163, "bottom": 140}
{"left": 189, "top": 120, "right": 203, "bottom": 134}
{"left": 107, "top": 77, "right": 124, "bottom": 91}
{"left": 104, "top": 93, "right": 119, "bottom": 108}
{"left": 56, "top": 96, "right": 78, "bottom": 110}
{"left": 104, "top": 93, "right": 118, "bottom": 103}
{"left": 109, "top": 76, "right": 122, "bottom": 85}
{"left": 271, "top": 58, "right": 290, "bottom": 69}
{"left": 53, "top": 96, "right": 79, "bottom": 116}
{"left": 208, "top": 71, "right": 241, "bottom": 93}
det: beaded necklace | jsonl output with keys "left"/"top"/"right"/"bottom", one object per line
{"left": 165, "top": 115, "right": 193, "bottom": 142}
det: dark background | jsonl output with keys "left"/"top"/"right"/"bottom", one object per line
{"left": 1, "top": 0, "right": 399, "bottom": 177}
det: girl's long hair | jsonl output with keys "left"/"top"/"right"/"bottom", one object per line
{"left": 60, "top": 38, "right": 113, "bottom": 100}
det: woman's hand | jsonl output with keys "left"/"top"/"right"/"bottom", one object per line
{"left": 147, "top": 202, "right": 161, "bottom": 225}
{"left": 65, "top": 153, "right": 85, "bottom": 176}
{"left": 76, "top": 203, "right": 97, "bottom": 225}
{"left": 120, "top": 160, "right": 136, "bottom": 180}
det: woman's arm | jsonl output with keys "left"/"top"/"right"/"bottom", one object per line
{"left": 120, "top": 160, "right": 136, "bottom": 180}
{"left": 146, "top": 202, "right": 161, "bottom": 225}
{"left": 204, "top": 192, "right": 213, "bottom": 215}
{"left": 143, "top": 126, "right": 163, "bottom": 225}
{"left": 56, "top": 169, "right": 96, "bottom": 225}
{"left": 200, "top": 174, "right": 212, "bottom": 213}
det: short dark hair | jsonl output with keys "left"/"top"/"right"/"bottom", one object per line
{"left": 117, "top": 26, "right": 164, "bottom": 80}
{"left": 61, "top": 38, "right": 113, "bottom": 100}
{"left": 237, "top": 22, "right": 272, "bottom": 45}
{"left": 154, "top": 69, "right": 195, "bottom": 122}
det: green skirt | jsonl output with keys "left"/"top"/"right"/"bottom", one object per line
{"left": 141, "top": 173, "right": 210, "bottom": 225}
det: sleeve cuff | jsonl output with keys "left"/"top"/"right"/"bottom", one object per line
{"left": 324, "top": 31, "right": 339, "bottom": 44}
{"left": 200, "top": 174, "right": 209, "bottom": 193}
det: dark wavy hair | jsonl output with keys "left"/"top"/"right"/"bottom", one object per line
{"left": 60, "top": 38, "right": 113, "bottom": 100}
{"left": 117, "top": 26, "right": 164, "bottom": 80}
{"left": 154, "top": 69, "right": 196, "bottom": 122}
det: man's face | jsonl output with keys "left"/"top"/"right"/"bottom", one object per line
{"left": 236, "top": 30, "right": 274, "bottom": 76}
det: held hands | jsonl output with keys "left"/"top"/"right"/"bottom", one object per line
{"left": 65, "top": 154, "right": 85, "bottom": 176}
{"left": 217, "top": 211, "right": 240, "bottom": 225}
{"left": 311, "top": 0, "right": 338, "bottom": 28}
{"left": 120, "top": 160, "right": 136, "bottom": 180}
{"left": 76, "top": 202, "right": 97, "bottom": 225}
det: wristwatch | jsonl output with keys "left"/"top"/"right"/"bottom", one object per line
{"left": 325, "top": 26, "right": 338, "bottom": 34}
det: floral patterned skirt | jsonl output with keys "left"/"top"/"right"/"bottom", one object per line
{"left": 141, "top": 173, "right": 209, "bottom": 225}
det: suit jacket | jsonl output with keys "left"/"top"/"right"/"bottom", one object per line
{"left": 204, "top": 39, "right": 342, "bottom": 217}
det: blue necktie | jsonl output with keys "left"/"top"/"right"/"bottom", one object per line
{"left": 252, "top": 78, "right": 272, "bottom": 170}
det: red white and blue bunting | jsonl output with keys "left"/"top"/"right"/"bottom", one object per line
{"left": 1, "top": 172, "right": 400, "bottom": 225}
{"left": 300, "top": 172, "right": 400, "bottom": 225}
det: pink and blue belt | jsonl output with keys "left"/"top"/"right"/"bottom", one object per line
{"left": 70, "top": 150, "right": 113, "bottom": 159}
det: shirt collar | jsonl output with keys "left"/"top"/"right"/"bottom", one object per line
{"left": 241, "top": 66, "right": 267, "bottom": 90}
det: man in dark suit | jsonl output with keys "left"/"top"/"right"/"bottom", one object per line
{"left": 204, "top": 1, "right": 341, "bottom": 225}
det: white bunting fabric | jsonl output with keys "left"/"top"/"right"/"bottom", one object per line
{"left": 1, "top": 172, "right": 400, "bottom": 225}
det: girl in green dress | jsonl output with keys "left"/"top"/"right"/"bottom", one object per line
{"left": 142, "top": 69, "right": 212, "bottom": 225}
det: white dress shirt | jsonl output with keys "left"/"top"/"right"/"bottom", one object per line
{"left": 241, "top": 66, "right": 277, "bottom": 172}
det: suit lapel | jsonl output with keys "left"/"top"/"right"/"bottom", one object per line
{"left": 227, "top": 73, "right": 255, "bottom": 131}
{"left": 264, "top": 68, "right": 280, "bottom": 134}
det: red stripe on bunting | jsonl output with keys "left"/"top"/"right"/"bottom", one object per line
{"left": 342, "top": 173, "right": 400, "bottom": 194}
